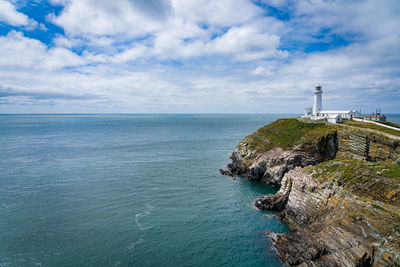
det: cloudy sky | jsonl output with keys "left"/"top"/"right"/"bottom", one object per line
{"left": 0, "top": 0, "right": 399, "bottom": 113}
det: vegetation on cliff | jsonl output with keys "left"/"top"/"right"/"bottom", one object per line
{"left": 242, "top": 118, "right": 337, "bottom": 154}
{"left": 228, "top": 117, "right": 400, "bottom": 266}
{"left": 343, "top": 119, "right": 400, "bottom": 137}
{"left": 307, "top": 159, "right": 400, "bottom": 206}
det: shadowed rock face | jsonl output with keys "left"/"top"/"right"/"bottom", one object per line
{"left": 228, "top": 132, "right": 338, "bottom": 186}
{"left": 227, "top": 119, "right": 400, "bottom": 266}
{"left": 255, "top": 175, "right": 292, "bottom": 211}
{"left": 257, "top": 166, "right": 400, "bottom": 266}
{"left": 228, "top": 126, "right": 399, "bottom": 187}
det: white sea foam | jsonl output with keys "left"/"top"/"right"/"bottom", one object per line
{"left": 134, "top": 204, "right": 154, "bottom": 231}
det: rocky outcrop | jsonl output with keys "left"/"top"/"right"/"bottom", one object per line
{"left": 219, "top": 169, "right": 234, "bottom": 177}
{"left": 228, "top": 120, "right": 399, "bottom": 187}
{"left": 228, "top": 132, "right": 338, "bottom": 186}
{"left": 338, "top": 128, "right": 399, "bottom": 161}
{"left": 257, "top": 166, "right": 400, "bottom": 266}
{"left": 226, "top": 118, "right": 400, "bottom": 266}
{"left": 255, "top": 174, "right": 292, "bottom": 210}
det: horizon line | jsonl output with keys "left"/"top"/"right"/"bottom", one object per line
{"left": 1, "top": 113, "right": 400, "bottom": 116}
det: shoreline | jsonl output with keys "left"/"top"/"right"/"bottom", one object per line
{"left": 226, "top": 118, "right": 400, "bottom": 266}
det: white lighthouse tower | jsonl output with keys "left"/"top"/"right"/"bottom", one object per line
{"left": 313, "top": 83, "right": 323, "bottom": 116}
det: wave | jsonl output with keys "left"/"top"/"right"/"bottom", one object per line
{"left": 134, "top": 204, "right": 154, "bottom": 231}
{"left": 126, "top": 238, "right": 144, "bottom": 250}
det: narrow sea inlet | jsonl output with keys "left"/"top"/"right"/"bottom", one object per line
{"left": 0, "top": 114, "right": 292, "bottom": 266}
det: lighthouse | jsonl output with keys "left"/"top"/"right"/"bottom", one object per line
{"left": 313, "top": 83, "right": 322, "bottom": 116}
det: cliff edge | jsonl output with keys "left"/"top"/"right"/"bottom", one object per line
{"left": 227, "top": 118, "right": 400, "bottom": 266}
{"left": 227, "top": 118, "right": 339, "bottom": 186}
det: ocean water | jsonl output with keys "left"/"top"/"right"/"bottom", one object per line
{"left": 0, "top": 114, "right": 295, "bottom": 267}
{"left": 1, "top": 114, "right": 399, "bottom": 267}
{"left": 383, "top": 115, "right": 400, "bottom": 125}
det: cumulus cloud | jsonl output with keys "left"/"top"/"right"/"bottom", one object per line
{"left": 0, "top": 0, "right": 29, "bottom": 26}
{"left": 0, "top": 31, "right": 85, "bottom": 70}
{"left": 0, "top": 0, "right": 38, "bottom": 28}
{"left": 49, "top": 0, "right": 285, "bottom": 62}
{"left": 48, "top": 0, "right": 170, "bottom": 36}
{"left": 0, "top": 0, "right": 400, "bottom": 113}
{"left": 211, "top": 25, "right": 284, "bottom": 61}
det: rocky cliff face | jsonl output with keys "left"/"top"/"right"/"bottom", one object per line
{"left": 228, "top": 131, "right": 338, "bottom": 186}
{"left": 228, "top": 121, "right": 399, "bottom": 187}
{"left": 227, "top": 118, "right": 400, "bottom": 266}
{"left": 260, "top": 164, "right": 400, "bottom": 266}
{"left": 338, "top": 128, "right": 399, "bottom": 161}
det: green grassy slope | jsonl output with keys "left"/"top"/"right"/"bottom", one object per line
{"left": 243, "top": 118, "right": 337, "bottom": 153}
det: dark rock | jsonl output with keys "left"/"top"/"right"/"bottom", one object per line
{"left": 264, "top": 229, "right": 278, "bottom": 243}
{"left": 227, "top": 119, "right": 400, "bottom": 266}
{"left": 255, "top": 175, "right": 292, "bottom": 211}
{"left": 219, "top": 169, "right": 234, "bottom": 178}
{"left": 274, "top": 230, "right": 329, "bottom": 266}
{"left": 228, "top": 132, "right": 338, "bottom": 187}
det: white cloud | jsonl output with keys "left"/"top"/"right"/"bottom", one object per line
{"left": 0, "top": 0, "right": 38, "bottom": 28}
{"left": 111, "top": 45, "right": 149, "bottom": 63}
{"left": 47, "top": 0, "right": 286, "bottom": 62}
{"left": 286, "top": 0, "right": 400, "bottom": 41}
{"left": 210, "top": 25, "right": 285, "bottom": 61}
{"left": 0, "top": 0, "right": 29, "bottom": 26}
{"left": 171, "top": 0, "right": 261, "bottom": 27}
{"left": 48, "top": 0, "right": 167, "bottom": 36}
{"left": 1, "top": 0, "right": 400, "bottom": 113}
{"left": 0, "top": 31, "right": 85, "bottom": 70}
{"left": 251, "top": 66, "right": 273, "bottom": 76}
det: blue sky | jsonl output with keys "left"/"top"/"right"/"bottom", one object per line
{"left": 0, "top": 0, "right": 399, "bottom": 113}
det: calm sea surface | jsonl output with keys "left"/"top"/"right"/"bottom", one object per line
{"left": 1, "top": 114, "right": 399, "bottom": 266}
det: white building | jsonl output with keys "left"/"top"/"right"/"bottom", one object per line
{"left": 313, "top": 83, "right": 322, "bottom": 116}
{"left": 302, "top": 84, "right": 360, "bottom": 123}
{"left": 319, "top": 110, "right": 360, "bottom": 119}
{"left": 304, "top": 107, "right": 312, "bottom": 116}
{"left": 327, "top": 114, "right": 342, "bottom": 123}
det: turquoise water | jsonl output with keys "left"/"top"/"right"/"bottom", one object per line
{"left": 0, "top": 114, "right": 296, "bottom": 267}
{"left": 1, "top": 114, "right": 399, "bottom": 266}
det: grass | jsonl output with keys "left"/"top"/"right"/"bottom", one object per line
{"left": 371, "top": 203, "right": 385, "bottom": 211}
{"left": 378, "top": 121, "right": 400, "bottom": 129}
{"left": 243, "top": 118, "right": 337, "bottom": 153}
{"left": 371, "top": 203, "right": 400, "bottom": 218}
{"left": 310, "top": 159, "right": 400, "bottom": 183}
{"left": 307, "top": 159, "right": 400, "bottom": 205}
{"left": 342, "top": 119, "right": 400, "bottom": 137}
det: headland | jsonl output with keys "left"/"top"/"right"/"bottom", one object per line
{"left": 224, "top": 118, "right": 400, "bottom": 266}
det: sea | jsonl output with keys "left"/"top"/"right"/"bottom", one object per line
{"left": 1, "top": 114, "right": 399, "bottom": 267}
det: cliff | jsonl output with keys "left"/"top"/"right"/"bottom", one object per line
{"left": 227, "top": 118, "right": 339, "bottom": 186}
{"left": 228, "top": 118, "right": 399, "bottom": 186}
{"left": 265, "top": 161, "right": 400, "bottom": 266}
{"left": 227, "top": 118, "right": 400, "bottom": 266}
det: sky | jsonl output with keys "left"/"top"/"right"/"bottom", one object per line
{"left": 0, "top": 0, "right": 399, "bottom": 113}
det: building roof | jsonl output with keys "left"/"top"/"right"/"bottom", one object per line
{"left": 364, "top": 114, "right": 386, "bottom": 118}
{"left": 319, "top": 110, "right": 355, "bottom": 114}
{"left": 328, "top": 114, "right": 341, "bottom": 119}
